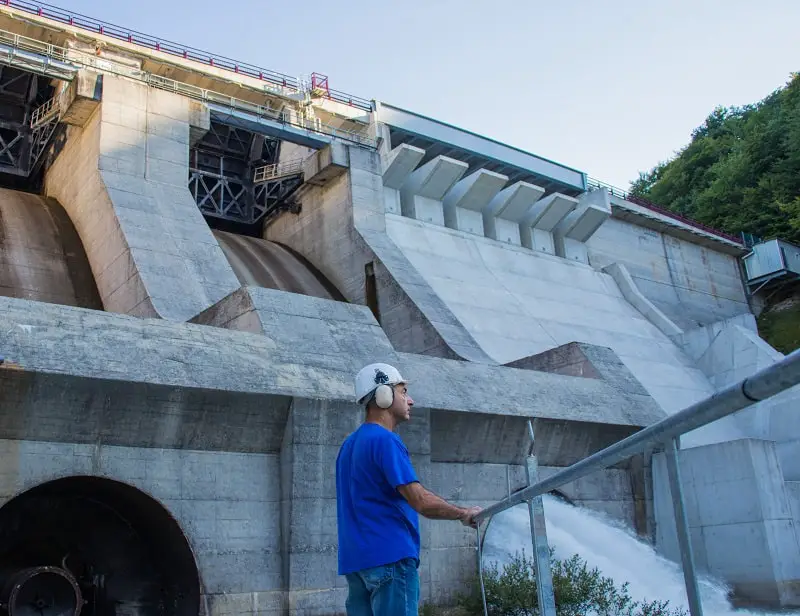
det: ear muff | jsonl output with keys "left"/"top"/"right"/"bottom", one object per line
{"left": 374, "top": 384, "right": 394, "bottom": 409}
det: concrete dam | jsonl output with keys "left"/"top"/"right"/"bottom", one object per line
{"left": 0, "top": 3, "right": 798, "bottom": 615}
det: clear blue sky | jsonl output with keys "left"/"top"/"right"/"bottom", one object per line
{"left": 54, "top": 0, "right": 798, "bottom": 188}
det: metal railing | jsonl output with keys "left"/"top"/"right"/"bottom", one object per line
{"left": 0, "top": 27, "right": 377, "bottom": 149}
{"left": 30, "top": 91, "right": 62, "bottom": 128}
{"left": 474, "top": 347, "right": 800, "bottom": 616}
{"left": 253, "top": 159, "right": 305, "bottom": 184}
{"left": 0, "top": 0, "right": 373, "bottom": 111}
{"left": 587, "top": 177, "right": 743, "bottom": 246}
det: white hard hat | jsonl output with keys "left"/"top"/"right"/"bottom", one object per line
{"left": 354, "top": 363, "right": 408, "bottom": 404}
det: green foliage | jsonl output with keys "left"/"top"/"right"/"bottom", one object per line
{"left": 630, "top": 73, "right": 800, "bottom": 244}
{"left": 419, "top": 602, "right": 440, "bottom": 616}
{"left": 456, "top": 552, "right": 686, "bottom": 616}
{"left": 757, "top": 301, "right": 800, "bottom": 353}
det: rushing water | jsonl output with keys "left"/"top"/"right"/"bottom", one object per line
{"left": 482, "top": 496, "right": 792, "bottom": 616}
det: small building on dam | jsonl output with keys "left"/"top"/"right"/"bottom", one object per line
{"left": 0, "top": 3, "right": 798, "bottom": 615}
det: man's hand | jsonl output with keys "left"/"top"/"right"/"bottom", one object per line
{"left": 398, "top": 483, "right": 482, "bottom": 524}
{"left": 459, "top": 506, "right": 482, "bottom": 529}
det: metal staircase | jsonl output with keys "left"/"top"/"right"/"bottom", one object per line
{"left": 252, "top": 159, "right": 304, "bottom": 183}
{"left": 0, "top": 64, "right": 63, "bottom": 178}
{"left": 252, "top": 159, "right": 305, "bottom": 222}
{"left": 28, "top": 91, "right": 63, "bottom": 175}
{"left": 190, "top": 150, "right": 306, "bottom": 226}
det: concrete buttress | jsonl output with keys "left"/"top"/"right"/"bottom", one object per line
{"left": 44, "top": 72, "right": 239, "bottom": 321}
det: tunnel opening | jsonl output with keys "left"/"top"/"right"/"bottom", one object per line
{"left": 0, "top": 477, "right": 200, "bottom": 616}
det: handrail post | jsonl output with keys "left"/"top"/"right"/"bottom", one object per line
{"left": 665, "top": 438, "right": 704, "bottom": 616}
{"left": 525, "top": 420, "right": 557, "bottom": 616}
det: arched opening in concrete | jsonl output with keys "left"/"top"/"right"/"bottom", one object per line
{"left": 0, "top": 477, "right": 200, "bottom": 616}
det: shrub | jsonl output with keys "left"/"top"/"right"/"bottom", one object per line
{"left": 456, "top": 551, "right": 687, "bottom": 616}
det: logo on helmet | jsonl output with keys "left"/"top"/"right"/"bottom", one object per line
{"left": 374, "top": 369, "right": 389, "bottom": 385}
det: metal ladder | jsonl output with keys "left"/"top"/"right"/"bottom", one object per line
{"left": 28, "top": 90, "right": 65, "bottom": 175}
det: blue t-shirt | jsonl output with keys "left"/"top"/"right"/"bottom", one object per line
{"left": 336, "top": 423, "right": 420, "bottom": 575}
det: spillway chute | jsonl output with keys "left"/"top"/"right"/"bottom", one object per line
{"left": 0, "top": 188, "right": 101, "bottom": 310}
{"left": 213, "top": 229, "right": 345, "bottom": 301}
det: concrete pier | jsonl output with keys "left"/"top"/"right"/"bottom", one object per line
{"left": 382, "top": 143, "right": 425, "bottom": 215}
{"left": 520, "top": 192, "right": 578, "bottom": 253}
{"left": 399, "top": 156, "right": 468, "bottom": 226}
{"left": 442, "top": 169, "right": 508, "bottom": 236}
{"left": 483, "top": 181, "right": 546, "bottom": 245}
{"left": 553, "top": 188, "right": 612, "bottom": 263}
{"left": 44, "top": 74, "right": 239, "bottom": 320}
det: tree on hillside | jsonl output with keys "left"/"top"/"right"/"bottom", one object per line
{"left": 630, "top": 73, "right": 800, "bottom": 244}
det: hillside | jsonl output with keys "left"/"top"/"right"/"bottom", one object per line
{"left": 630, "top": 73, "right": 800, "bottom": 352}
{"left": 756, "top": 297, "right": 800, "bottom": 355}
{"left": 630, "top": 72, "right": 800, "bottom": 245}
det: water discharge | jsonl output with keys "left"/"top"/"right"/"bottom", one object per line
{"left": 482, "top": 496, "right": 793, "bottom": 616}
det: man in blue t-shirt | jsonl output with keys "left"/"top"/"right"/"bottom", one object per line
{"left": 336, "top": 362, "right": 482, "bottom": 616}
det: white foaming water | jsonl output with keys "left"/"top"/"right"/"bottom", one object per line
{"left": 482, "top": 496, "right": 788, "bottom": 616}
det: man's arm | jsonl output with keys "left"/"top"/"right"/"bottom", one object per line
{"left": 398, "top": 482, "right": 481, "bottom": 527}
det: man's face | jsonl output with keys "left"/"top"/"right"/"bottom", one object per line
{"left": 389, "top": 383, "right": 414, "bottom": 422}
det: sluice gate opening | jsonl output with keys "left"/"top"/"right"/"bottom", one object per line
{"left": 0, "top": 477, "right": 200, "bottom": 616}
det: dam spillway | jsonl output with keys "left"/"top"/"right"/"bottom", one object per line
{"left": 213, "top": 229, "right": 345, "bottom": 301}
{"left": 0, "top": 188, "right": 100, "bottom": 309}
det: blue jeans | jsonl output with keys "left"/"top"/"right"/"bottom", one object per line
{"left": 345, "top": 557, "right": 420, "bottom": 616}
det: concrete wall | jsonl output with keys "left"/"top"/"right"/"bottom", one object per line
{"left": 280, "top": 398, "right": 362, "bottom": 616}
{"left": 0, "top": 406, "right": 639, "bottom": 614}
{"left": 538, "top": 466, "right": 637, "bottom": 528}
{"left": 653, "top": 439, "right": 800, "bottom": 607}
{"left": 587, "top": 218, "right": 749, "bottom": 330}
{"left": 44, "top": 72, "right": 239, "bottom": 320}
{"left": 425, "top": 461, "right": 507, "bottom": 604}
{"left": 383, "top": 213, "right": 714, "bottom": 416}
{"left": 675, "top": 314, "right": 800, "bottom": 478}
{"left": 265, "top": 148, "right": 371, "bottom": 305}
{"left": 0, "top": 439, "right": 283, "bottom": 616}
{"left": 267, "top": 145, "right": 493, "bottom": 362}
{"left": 788, "top": 482, "right": 800, "bottom": 534}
